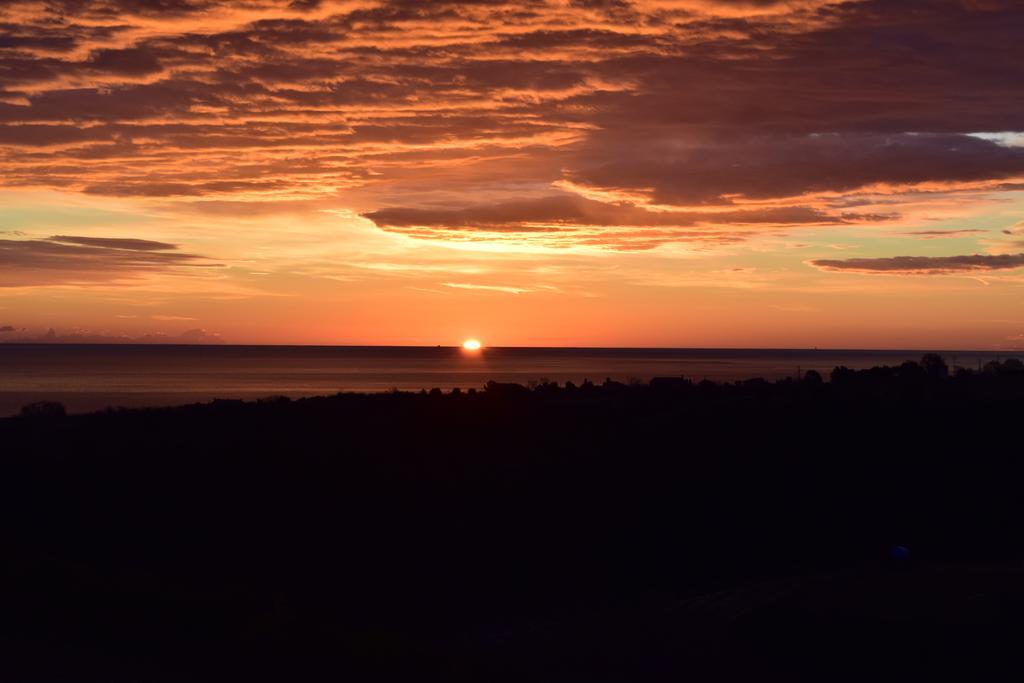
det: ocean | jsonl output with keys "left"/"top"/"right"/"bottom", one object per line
{"left": 0, "top": 344, "right": 1010, "bottom": 416}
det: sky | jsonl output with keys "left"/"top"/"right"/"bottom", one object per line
{"left": 1, "top": 0, "right": 1023, "bottom": 349}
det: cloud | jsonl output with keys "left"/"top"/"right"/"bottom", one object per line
{"left": 980, "top": 221, "right": 1024, "bottom": 254}
{"left": 0, "top": 325, "right": 15, "bottom": 332}
{"left": 442, "top": 282, "right": 531, "bottom": 294}
{"left": 366, "top": 194, "right": 845, "bottom": 229}
{"left": 173, "top": 328, "right": 224, "bottom": 344}
{"left": 86, "top": 48, "right": 163, "bottom": 76}
{"left": 0, "top": 234, "right": 219, "bottom": 286}
{"left": 564, "top": 134, "right": 1024, "bottom": 206}
{"left": 1001, "top": 222, "right": 1024, "bottom": 237}
{"left": 47, "top": 235, "right": 180, "bottom": 250}
{"left": 808, "top": 253, "right": 1024, "bottom": 275}
{"left": 1, "top": 326, "right": 225, "bottom": 344}
{"left": 363, "top": 193, "right": 867, "bottom": 249}
{"left": 900, "top": 229, "right": 989, "bottom": 239}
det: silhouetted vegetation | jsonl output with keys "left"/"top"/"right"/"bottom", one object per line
{"left": 2, "top": 355, "right": 1024, "bottom": 680}
{"left": 17, "top": 399, "right": 66, "bottom": 419}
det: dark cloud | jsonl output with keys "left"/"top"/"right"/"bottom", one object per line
{"left": 0, "top": 32, "right": 77, "bottom": 52}
{"left": 572, "top": 0, "right": 1024, "bottom": 137}
{"left": 0, "top": 325, "right": 15, "bottom": 332}
{"left": 0, "top": 235, "right": 219, "bottom": 286}
{"left": 809, "top": 253, "right": 1024, "bottom": 275}
{"left": 566, "top": 134, "right": 1024, "bottom": 206}
{"left": 16, "top": 0, "right": 216, "bottom": 17}
{"left": 0, "top": 123, "right": 112, "bottom": 146}
{"left": 86, "top": 48, "right": 162, "bottom": 75}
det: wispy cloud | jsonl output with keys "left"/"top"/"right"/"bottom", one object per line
{"left": 442, "top": 282, "right": 532, "bottom": 294}
{"left": 0, "top": 235, "right": 220, "bottom": 287}
{"left": 1, "top": 327, "right": 224, "bottom": 344}
{"left": 809, "top": 253, "right": 1024, "bottom": 275}
{"left": 900, "top": 229, "right": 989, "bottom": 240}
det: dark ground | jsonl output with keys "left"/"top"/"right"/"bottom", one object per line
{"left": 2, "top": 355, "right": 1024, "bottom": 680}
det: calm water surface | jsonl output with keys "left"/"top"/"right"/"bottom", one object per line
{"left": 0, "top": 344, "right": 1010, "bottom": 416}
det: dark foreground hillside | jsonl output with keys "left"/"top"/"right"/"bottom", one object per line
{"left": 3, "top": 355, "right": 1024, "bottom": 680}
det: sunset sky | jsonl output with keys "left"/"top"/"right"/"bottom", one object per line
{"left": 2, "top": 0, "right": 1023, "bottom": 348}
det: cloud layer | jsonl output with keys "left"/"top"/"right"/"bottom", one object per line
{"left": 0, "top": 326, "right": 225, "bottom": 344}
{"left": 2, "top": 0, "right": 1023, "bottom": 250}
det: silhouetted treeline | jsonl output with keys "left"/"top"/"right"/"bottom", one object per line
{"left": 3, "top": 354, "right": 1024, "bottom": 680}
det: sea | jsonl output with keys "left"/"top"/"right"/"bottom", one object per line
{"left": 0, "top": 344, "right": 1012, "bottom": 416}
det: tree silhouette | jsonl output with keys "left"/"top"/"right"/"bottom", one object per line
{"left": 921, "top": 353, "right": 949, "bottom": 379}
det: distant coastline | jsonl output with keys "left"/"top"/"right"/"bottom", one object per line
{"left": 3, "top": 348, "right": 1021, "bottom": 419}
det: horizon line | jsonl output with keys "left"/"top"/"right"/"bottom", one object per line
{"left": 0, "top": 341, "right": 1020, "bottom": 355}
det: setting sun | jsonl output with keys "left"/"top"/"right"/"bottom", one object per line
{"left": 462, "top": 339, "right": 482, "bottom": 351}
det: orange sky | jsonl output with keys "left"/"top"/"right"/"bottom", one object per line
{"left": 2, "top": 0, "right": 1024, "bottom": 349}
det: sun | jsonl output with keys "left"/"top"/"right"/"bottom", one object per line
{"left": 462, "top": 339, "right": 482, "bottom": 351}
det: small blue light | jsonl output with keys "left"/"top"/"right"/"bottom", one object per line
{"left": 890, "top": 545, "right": 910, "bottom": 561}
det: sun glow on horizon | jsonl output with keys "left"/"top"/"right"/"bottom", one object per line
{"left": 462, "top": 339, "right": 483, "bottom": 351}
